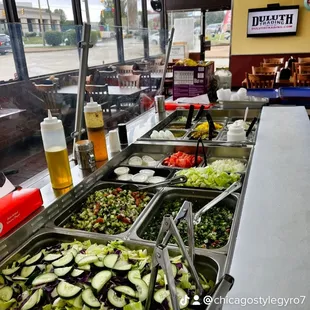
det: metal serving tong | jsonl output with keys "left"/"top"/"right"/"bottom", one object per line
{"left": 195, "top": 137, "right": 207, "bottom": 167}
{"left": 194, "top": 181, "right": 242, "bottom": 225}
{"left": 122, "top": 175, "right": 187, "bottom": 191}
{"left": 145, "top": 201, "right": 203, "bottom": 310}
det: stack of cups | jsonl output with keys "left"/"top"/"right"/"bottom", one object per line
{"left": 109, "top": 129, "right": 121, "bottom": 153}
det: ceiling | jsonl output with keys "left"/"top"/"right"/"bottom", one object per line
{"left": 166, "top": 0, "right": 231, "bottom": 11}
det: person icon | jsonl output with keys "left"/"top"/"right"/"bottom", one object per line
{"left": 192, "top": 295, "right": 201, "bottom": 305}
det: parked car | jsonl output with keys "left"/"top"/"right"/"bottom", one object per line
{"left": 149, "top": 31, "right": 171, "bottom": 45}
{"left": 0, "top": 34, "right": 11, "bottom": 55}
{"left": 206, "top": 23, "right": 222, "bottom": 34}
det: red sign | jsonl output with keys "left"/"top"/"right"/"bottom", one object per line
{"left": 222, "top": 11, "right": 231, "bottom": 32}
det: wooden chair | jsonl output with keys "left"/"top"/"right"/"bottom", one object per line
{"left": 293, "top": 63, "right": 310, "bottom": 74}
{"left": 117, "top": 65, "right": 133, "bottom": 74}
{"left": 263, "top": 57, "right": 285, "bottom": 64}
{"left": 298, "top": 57, "right": 310, "bottom": 63}
{"left": 85, "top": 84, "right": 111, "bottom": 114}
{"left": 99, "top": 70, "right": 118, "bottom": 86}
{"left": 293, "top": 73, "right": 310, "bottom": 87}
{"left": 154, "top": 58, "right": 163, "bottom": 65}
{"left": 119, "top": 74, "right": 140, "bottom": 88}
{"left": 252, "top": 66, "right": 278, "bottom": 75}
{"left": 152, "top": 65, "right": 165, "bottom": 74}
{"left": 261, "top": 63, "right": 282, "bottom": 70}
{"left": 33, "top": 83, "right": 63, "bottom": 117}
{"left": 133, "top": 70, "right": 151, "bottom": 89}
{"left": 246, "top": 73, "right": 275, "bottom": 89}
{"left": 68, "top": 75, "right": 79, "bottom": 85}
{"left": 298, "top": 65, "right": 310, "bottom": 74}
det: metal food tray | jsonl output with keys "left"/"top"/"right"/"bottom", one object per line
{"left": 102, "top": 166, "right": 174, "bottom": 184}
{"left": 46, "top": 181, "right": 159, "bottom": 239}
{"left": 217, "top": 130, "right": 257, "bottom": 144}
{"left": 0, "top": 228, "right": 226, "bottom": 284}
{"left": 217, "top": 98, "right": 268, "bottom": 109}
{"left": 128, "top": 187, "right": 240, "bottom": 255}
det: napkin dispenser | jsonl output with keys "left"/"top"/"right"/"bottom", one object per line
{"left": 0, "top": 173, "right": 43, "bottom": 237}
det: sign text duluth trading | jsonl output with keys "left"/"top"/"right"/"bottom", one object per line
{"left": 252, "top": 13, "right": 294, "bottom": 27}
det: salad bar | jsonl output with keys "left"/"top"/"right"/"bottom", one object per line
{"left": 0, "top": 107, "right": 261, "bottom": 309}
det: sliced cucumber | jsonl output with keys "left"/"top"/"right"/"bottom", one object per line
{"left": 36, "top": 288, "right": 43, "bottom": 304}
{"left": 21, "top": 290, "right": 40, "bottom": 310}
{"left": 154, "top": 288, "right": 170, "bottom": 304}
{"left": 0, "top": 298, "right": 16, "bottom": 310}
{"left": 97, "top": 254, "right": 106, "bottom": 262}
{"left": 78, "top": 265, "right": 91, "bottom": 271}
{"left": 52, "top": 297, "right": 66, "bottom": 308}
{"left": 12, "top": 276, "right": 28, "bottom": 281}
{"left": 114, "top": 286, "right": 136, "bottom": 298}
{"left": 77, "top": 255, "right": 98, "bottom": 266}
{"left": 3, "top": 277, "right": 12, "bottom": 283}
{"left": 82, "top": 289, "right": 100, "bottom": 308}
{"left": 123, "top": 301, "right": 144, "bottom": 310}
{"left": 91, "top": 270, "right": 112, "bottom": 292}
{"left": 93, "top": 261, "right": 105, "bottom": 268}
{"left": 73, "top": 294, "right": 83, "bottom": 309}
{"left": 54, "top": 266, "right": 73, "bottom": 277}
{"left": 2, "top": 267, "right": 20, "bottom": 276}
{"left": 21, "top": 266, "right": 37, "bottom": 278}
{"left": 0, "top": 287, "right": 13, "bottom": 302}
{"left": 36, "top": 265, "right": 46, "bottom": 271}
{"left": 128, "top": 270, "right": 141, "bottom": 284}
{"left": 82, "top": 305, "right": 91, "bottom": 310}
{"left": 75, "top": 254, "right": 84, "bottom": 264}
{"left": 71, "top": 269, "right": 84, "bottom": 278}
{"left": 63, "top": 248, "right": 78, "bottom": 258}
{"left": 134, "top": 279, "right": 148, "bottom": 302}
{"left": 107, "top": 289, "right": 127, "bottom": 308}
{"left": 142, "top": 273, "right": 161, "bottom": 286}
{"left": 51, "top": 288, "right": 58, "bottom": 299}
{"left": 57, "top": 281, "right": 81, "bottom": 299}
{"left": 25, "top": 270, "right": 40, "bottom": 286}
{"left": 52, "top": 253, "right": 74, "bottom": 268}
{"left": 17, "top": 255, "right": 31, "bottom": 265}
{"left": 103, "top": 254, "right": 118, "bottom": 269}
{"left": 44, "top": 254, "right": 62, "bottom": 262}
{"left": 32, "top": 273, "right": 58, "bottom": 286}
{"left": 0, "top": 275, "right": 5, "bottom": 287}
{"left": 25, "top": 253, "right": 43, "bottom": 266}
{"left": 113, "top": 260, "right": 132, "bottom": 271}
{"left": 167, "top": 287, "right": 189, "bottom": 309}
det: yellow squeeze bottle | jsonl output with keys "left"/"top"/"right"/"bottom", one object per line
{"left": 40, "top": 110, "right": 72, "bottom": 189}
{"left": 84, "top": 98, "right": 108, "bottom": 161}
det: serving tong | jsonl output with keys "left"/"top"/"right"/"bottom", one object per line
{"left": 146, "top": 200, "right": 235, "bottom": 309}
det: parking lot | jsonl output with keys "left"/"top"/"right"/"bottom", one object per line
{"left": 0, "top": 38, "right": 229, "bottom": 81}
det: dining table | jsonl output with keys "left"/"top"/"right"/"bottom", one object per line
{"left": 58, "top": 85, "right": 149, "bottom": 96}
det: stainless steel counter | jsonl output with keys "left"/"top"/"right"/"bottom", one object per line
{"left": 224, "top": 107, "right": 310, "bottom": 309}
{"left": 0, "top": 109, "right": 168, "bottom": 259}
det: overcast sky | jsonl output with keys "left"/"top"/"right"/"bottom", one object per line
{"left": 14, "top": 0, "right": 145, "bottom": 22}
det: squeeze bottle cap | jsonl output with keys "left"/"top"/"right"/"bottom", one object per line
{"left": 40, "top": 110, "right": 63, "bottom": 131}
{"left": 84, "top": 97, "right": 100, "bottom": 113}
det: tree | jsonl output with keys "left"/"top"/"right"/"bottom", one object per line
{"left": 206, "top": 11, "right": 225, "bottom": 25}
{"left": 54, "top": 9, "right": 67, "bottom": 24}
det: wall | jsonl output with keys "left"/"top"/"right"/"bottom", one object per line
{"left": 230, "top": 0, "right": 310, "bottom": 87}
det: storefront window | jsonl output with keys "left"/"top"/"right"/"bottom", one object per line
{"left": 147, "top": 0, "right": 160, "bottom": 56}
{"left": 83, "top": 0, "right": 118, "bottom": 65}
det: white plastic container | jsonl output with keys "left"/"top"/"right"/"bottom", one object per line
{"left": 227, "top": 123, "right": 246, "bottom": 142}
{"left": 41, "top": 110, "right": 72, "bottom": 189}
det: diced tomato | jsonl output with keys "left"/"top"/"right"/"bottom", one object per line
{"left": 96, "top": 217, "right": 104, "bottom": 223}
{"left": 135, "top": 198, "right": 141, "bottom": 206}
{"left": 117, "top": 215, "right": 132, "bottom": 224}
{"left": 116, "top": 187, "right": 122, "bottom": 192}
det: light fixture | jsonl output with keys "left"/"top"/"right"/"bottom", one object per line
{"left": 151, "top": 0, "right": 162, "bottom": 12}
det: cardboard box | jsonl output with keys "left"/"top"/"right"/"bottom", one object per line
{"left": 0, "top": 188, "right": 43, "bottom": 237}
{"left": 173, "top": 62, "right": 215, "bottom": 100}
